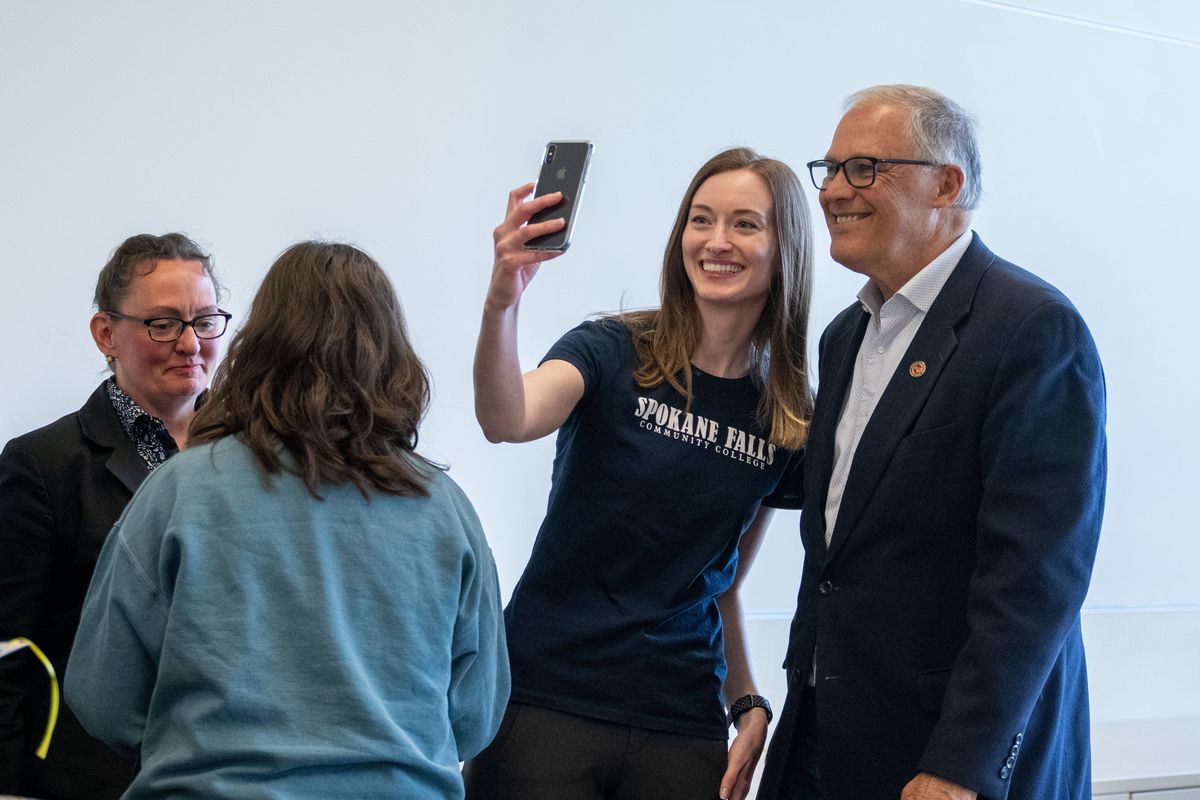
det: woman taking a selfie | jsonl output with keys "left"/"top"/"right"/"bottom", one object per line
{"left": 66, "top": 241, "right": 508, "bottom": 799}
{"left": 465, "top": 147, "right": 814, "bottom": 800}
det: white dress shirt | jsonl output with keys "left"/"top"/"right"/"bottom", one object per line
{"left": 823, "top": 229, "right": 974, "bottom": 546}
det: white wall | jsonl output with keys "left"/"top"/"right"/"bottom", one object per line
{"left": 2, "top": 0, "right": 1197, "bottom": 760}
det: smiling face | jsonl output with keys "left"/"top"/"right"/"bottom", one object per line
{"left": 90, "top": 258, "right": 220, "bottom": 419}
{"left": 681, "top": 168, "right": 779, "bottom": 318}
{"left": 820, "top": 102, "right": 955, "bottom": 290}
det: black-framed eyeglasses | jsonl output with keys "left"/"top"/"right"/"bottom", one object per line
{"left": 104, "top": 310, "right": 232, "bottom": 342}
{"left": 806, "top": 156, "right": 942, "bottom": 190}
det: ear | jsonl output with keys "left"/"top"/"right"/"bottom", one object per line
{"left": 930, "top": 164, "right": 965, "bottom": 209}
{"left": 90, "top": 311, "right": 116, "bottom": 357}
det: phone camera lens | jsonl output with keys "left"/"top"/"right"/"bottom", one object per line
{"left": 546, "top": 144, "right": 556, "bottom": 164}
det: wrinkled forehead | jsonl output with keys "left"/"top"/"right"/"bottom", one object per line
{"left": 828, "top": 103, "right": 914, "bottom": 158}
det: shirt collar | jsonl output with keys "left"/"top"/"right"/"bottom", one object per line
{"left": 104, "top": 377, "right": 179, "bottom": 467}
{"left": 856, "top": 229, "right": 974, "bottom": 317}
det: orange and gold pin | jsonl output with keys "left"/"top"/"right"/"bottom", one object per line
{"left": 909, "top": 361, "right": 927, "bottom": 378}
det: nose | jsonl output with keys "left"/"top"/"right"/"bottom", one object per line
{"left": 821, "top": 166, "right": 855, "bottom": 202}
{"left": 705, "top": 225, "right": 732, "bottom": 254}
{"left": 174, "top": 324, "right": 201, "bottom": 354}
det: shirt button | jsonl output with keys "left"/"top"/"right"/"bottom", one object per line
{"left": 1006, "top": 756, "right": 1016, "bottom": 768}
{"left": 1000, "top": 766, "right": 1010, "bottom": 780}
{"left": 876, "top": 345, "right": 885, "bottom": 354}
{"left": 818, "top": 581, "right": 834, "bottom": 596}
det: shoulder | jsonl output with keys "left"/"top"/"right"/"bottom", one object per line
{"left": 551, "top": 317, "right": 632, "bottom": 354}
{"left": 826, "top": 301, "right": 866, "bottom": 334}
{"left": 944, "top": 235, "right": 1081, "bottom": 326}
{"left": 423, "top": 470, "right": 486, "bottom": 538}
{"left": 969, "top": 254, "right": 1099, "bottom": 368}
{"left": 3, "top": 412, "right": 81, "bottom": 459}
{"left": 817, "top": 301, "right": 867, "bottom": 360}
{"left": 1, "top": 393, "right": 99, "bottom": 474}
{"left": 543, "top": 317, "right": 634, "bottom": 389}
{"left": 128, "top": 436, "right": 253, "bottom": 510}
{"left": 977, "top": 254, "right": 1077, "bottom": 316}
{"left": 111, "top": 438, "right": 259, "bottom": 563}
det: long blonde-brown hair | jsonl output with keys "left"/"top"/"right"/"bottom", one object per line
{"left": 189, "top": 241, "right": 435, "bottom": 498}
{"left": 619, "top": 147, "right": 814, "bottom": 448}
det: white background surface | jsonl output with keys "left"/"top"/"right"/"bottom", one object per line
{"left": 2, "top": 0, "right": 1197, "bottom": 764}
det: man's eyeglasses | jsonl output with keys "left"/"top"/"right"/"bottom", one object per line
{"left": 104, "top": 310, "right": 232, "bottom": 342}
{"left": 806, "top": 156, "right": 942, "bottom": 190}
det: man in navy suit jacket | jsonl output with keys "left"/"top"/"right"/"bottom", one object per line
{"left": 756, "top": 86, "right": 1106, "bottom": 800}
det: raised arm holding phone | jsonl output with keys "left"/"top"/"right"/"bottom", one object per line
{"left": 466, "top": 146, "right": 816, "bottom": 800}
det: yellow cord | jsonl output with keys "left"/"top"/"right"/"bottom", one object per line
{"left": 2, "top": 638, "right": 60, "bottom": 759}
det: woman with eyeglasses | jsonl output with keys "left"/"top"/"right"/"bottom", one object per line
{"left": 65, "top": 241, "right": 508, "bottom": 799}
{"left": 0, "top": 233, "right": 227, "bottom": 800}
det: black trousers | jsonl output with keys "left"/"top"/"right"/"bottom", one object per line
{"left": 463, "top": 702, "right": 727, "bottom": 800}
{"left": 757, "top": 673, "right": 822, "bottom": 800}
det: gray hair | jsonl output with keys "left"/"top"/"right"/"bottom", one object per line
{"left": 846, "top": 85, "right": 982, "bottom": 211}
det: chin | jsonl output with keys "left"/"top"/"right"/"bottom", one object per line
{"left": 169, "top": 379, "right": 206, "bottom": 398}
{"left": 828, "top": 241, "right": 856, "bottom": 268}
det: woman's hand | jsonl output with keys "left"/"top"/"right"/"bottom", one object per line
{"left": 721, "top": 707, "right": 769, "bottom": 800}
{"left": 486, "top": 183, "right": 568, "bottom": 312}
{"left": 474, "top": 184, "right": 582, "bottom": 444}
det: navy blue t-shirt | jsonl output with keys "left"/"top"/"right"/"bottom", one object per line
{"left": 505, "top": 319, "right": 803, "bottom": 739}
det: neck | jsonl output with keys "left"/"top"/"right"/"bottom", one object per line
{"left": 163, "top": 415, "right": 194, "bottom": 450}
{"left": 691, "top": 299, "right": 764, "bottom": 378}
{"left": 118, "top": 383, "right": 197, "bottom": 450}
{"left": 872, "top": 220, "right": 969, "bottom": 301}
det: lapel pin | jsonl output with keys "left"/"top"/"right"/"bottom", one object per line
{"left": 909, "top": 360, "right": 927, "bottom": 378}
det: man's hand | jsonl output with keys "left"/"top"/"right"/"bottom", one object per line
{"left": 900, "top": 772, "right": 977, "bottom": 800}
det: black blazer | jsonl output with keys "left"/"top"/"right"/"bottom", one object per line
{"left": 0, "top": 382, "right": 144, "bottom": 799}
{"left": 759, "top": 236, "right": 1106, "bottom": 800}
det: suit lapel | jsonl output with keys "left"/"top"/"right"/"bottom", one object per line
{"left": 802, "top": 307, "right": 869, "bottom": 552}
{"left": 77, "top": 382, "right": 149, "bottom": 495}
{"left": 823, "top": 235, "right": 996, "bottom": 563}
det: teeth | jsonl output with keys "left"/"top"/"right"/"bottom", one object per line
{"left": 702, "top": 262, "right": 744, "bottom": 273}
{"left": 835, "top": 214, "right": 868, "bottom": 223}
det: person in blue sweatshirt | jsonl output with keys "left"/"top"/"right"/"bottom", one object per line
{"left": 66, "top": 241, "right": 509, "bottom": 800}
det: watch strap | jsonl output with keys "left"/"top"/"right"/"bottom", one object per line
{"left": 728, "top": 693, "right": 772, "bottom": 725}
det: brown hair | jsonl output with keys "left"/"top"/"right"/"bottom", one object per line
{"left": 189, "top": 241, "right": 435, "bottom": 498}
{"left": 618, "top": 147, "right": 814, "bottom": 448}
{"left": 94, "top": 232, "right": 220, "bottom": 311}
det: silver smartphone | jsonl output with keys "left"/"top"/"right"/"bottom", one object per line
{"left": 525, "top": 140, "right": 593, "bottom": 251}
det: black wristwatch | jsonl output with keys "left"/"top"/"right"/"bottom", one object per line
{"left": 728, "top": 694, "right": 772, "bottom": 726}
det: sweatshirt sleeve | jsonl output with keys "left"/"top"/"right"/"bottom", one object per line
{"left": 64, "top": 494, "right": 170, "bottom": 760}
{"left": 446, "top": 486, "right": 510, "bottom": 761}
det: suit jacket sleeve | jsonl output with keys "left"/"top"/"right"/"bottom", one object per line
{"left": 916, "top": 298, "right": 1106, "bottom": 796}
{"left": 0, "top": 439, "right": 58, "bottom": 790}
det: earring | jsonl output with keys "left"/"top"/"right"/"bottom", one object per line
{"left": 105, "top": 354, "right": 116, "bottom": 365}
